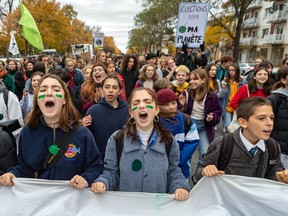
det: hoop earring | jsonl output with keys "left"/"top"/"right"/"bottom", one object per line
{"left": 128, "top": 117, "right": 136, "bottom": 125}
{"left": 154, "top": 115, "right": 159, "bottom": 123}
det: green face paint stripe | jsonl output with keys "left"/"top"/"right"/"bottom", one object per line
{"left": 146, "top": 105, "right": 153, "bottom": 109}
{"left": 132, "top": 106, "right": 138, "bottom": 111}
{"left": 37, "top": 94, "right": 45, "bottom": 99}
{"left": 55, "top": 94, "right": 63, "bottom": 98}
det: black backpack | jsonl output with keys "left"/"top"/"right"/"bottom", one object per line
{"left": 218, "top": 133, "right": 279, "bottom": 177}
{"left": 0, "top": 120, "right": 20, "bottom": 174}
{"left": 182, "top": 113, "right": 191, "bottom": 136}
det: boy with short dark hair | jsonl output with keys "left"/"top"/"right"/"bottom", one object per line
{"left": 195, "top": 97, "right": 288, "bottom": 184}
{"left": 217, "top": 56, "right": 233, "bottom": 81}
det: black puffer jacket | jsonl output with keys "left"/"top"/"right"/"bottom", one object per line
{"left": 268, "top": 89, "right": 288, "bottom": 154}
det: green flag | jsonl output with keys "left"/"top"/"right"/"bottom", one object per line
{"left": 19, "top": 2, "right": 44, "bottom": 51}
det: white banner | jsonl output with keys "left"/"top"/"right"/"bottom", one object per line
{"left": 0, "top": 175, "right": 288, "bottom": 215}
{"left": 175, "top": 3, "right": 210, "bottom": 48}
{"left": 94, "top": 32, "right": 104, "bottom": 47}
{"left": 9, "top": 32, "right": 20, "bottom": 56}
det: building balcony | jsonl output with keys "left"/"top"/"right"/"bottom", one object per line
{"left": 263, "top": 34, "right": 284, "bottom": 44}
{"left": 247, "top": 0, "right": 262, "bottom": 11}
{"left": 240, "top": 37, "right": 258, "bottom": 46}
{"left": 243, "top": 18, "right": 259, "bottom": 29}
{"left": 266, "top": 10, "right": 287, "bottom": 23}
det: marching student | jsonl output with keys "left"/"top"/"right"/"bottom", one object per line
{"left": 92, "top": 88, "right": 190, "bottom": 201}
{"left": 195, "top": 97, "right": 288, "bottom": 185}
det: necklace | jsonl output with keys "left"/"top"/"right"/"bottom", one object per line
{"left": 47, "top": 121, "right": 60, "bottom": 155}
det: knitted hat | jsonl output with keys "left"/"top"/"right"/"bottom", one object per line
{"left": 156, "top": 89, "right": 178, "bottom": 105}
{"left": 145, "top": 53, "right": 156, "bottom": 61}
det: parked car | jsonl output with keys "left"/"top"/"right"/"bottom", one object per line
{"left": 239, "top": 63, "right": 255, "bottom": 75}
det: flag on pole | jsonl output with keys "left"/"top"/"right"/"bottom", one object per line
{"left": 9, "top": 31, "right": 20, "bottom": 56}
{"left": 18, "top": 2, "right": 44, "bottom": 51}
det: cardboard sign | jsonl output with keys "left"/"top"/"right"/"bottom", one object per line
{"left": 175, "top": 2, "right": 210, "bottom": 48}
{"left": 81, "top": 52, "right": 92, "bottom": 60}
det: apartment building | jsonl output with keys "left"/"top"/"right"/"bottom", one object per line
{"left": 240, "top": 0, "right": 288, "bottom": 67}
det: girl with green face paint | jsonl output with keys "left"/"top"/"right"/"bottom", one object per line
{"left": 0, "top": 74, "right": 103, "bottom": 190}
{"left": 92, "top": 87, "right": 191, "bottom": 200}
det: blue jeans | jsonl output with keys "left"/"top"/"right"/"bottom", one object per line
{"left": 222, "top": 111, "right": 233, "bottom": 133}
{"left": 192, "top": 119, "right": 210, "bottom": 162}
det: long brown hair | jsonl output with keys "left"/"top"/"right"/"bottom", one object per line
{"left": 116, "top": 87, "right": 172, "bottom": 145}
{"left": 204, "top": 64, "right": 218, "bottom": 92}
{"left": 225, "top": 63, "right": 241, "bottom": 83}
{"left": 188, "top": 68, "right": 210, "bottom": 102}
{"left": 248, "top": 67, "right": 271, "bottom": 95}
{"left": 138, "top": 65, "right": 158, "bottom": 81}
{"left": 28, "top": 72, "right": 44, "bottom": 93}
{"left": 25, "top": 74, "right": 81, "bottom": 131}
{"left": 80, "top": 62, "right": 107, "bottom": 103}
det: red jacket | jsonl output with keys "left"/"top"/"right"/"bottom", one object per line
{"left": 230, "top": 84, "right": 269, "bottom": 110}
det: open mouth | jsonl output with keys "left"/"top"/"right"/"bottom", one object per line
{"left": 139, "top": 112, "right": 148, "bottom": 120}
{"left": 95, "top": 74, "right": 102, "bottom": 80}
{"left": 263, "top": 130, "right": 271, "bottom": 134}
{"left": 107, "top": 94, "right": 114, "bottom": 99}
{"left": 45, "top": 101, "right": 55, "bottom": 108}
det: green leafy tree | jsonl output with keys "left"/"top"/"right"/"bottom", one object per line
{"left": 128, "top": 0, "right": 175, "bottom": 53}
{"left": 136, "top": 0, "right": 272, "bottom": 61}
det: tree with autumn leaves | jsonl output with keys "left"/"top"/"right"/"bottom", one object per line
{"left": 0, "top": 0, "right": 121, "bottom": 56}
{"left": 129, "top": 0, "right": 274, "bottom": 61}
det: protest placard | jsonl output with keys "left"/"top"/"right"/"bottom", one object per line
{"left": 175, "top": 2, "right": 210, "bottom": 48}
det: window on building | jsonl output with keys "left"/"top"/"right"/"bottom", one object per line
{"left": 253, "top": 11, "right": 259, "bottom": 18}
{"left": 252, "top": 31, "right": 257, "bottom": 37}
{"left": 262, "top": 28, "right": 269, "bottom": 38}
{"left": 243, "top": 32, "right": 247, "bottom": 38}
{"left": 275, "top": 26, "right": 284, "bottom": 34}
{"left": 265, "top": 8, "right": 271, "bottom": 17}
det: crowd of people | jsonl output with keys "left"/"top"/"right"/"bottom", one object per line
{"left": 1, "top": 44, "right": 288, "bottom": 201}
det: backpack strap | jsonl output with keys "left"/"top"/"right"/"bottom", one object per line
{"left": 182, "top": 113, "right": 191, "bottom": 136}
{"left": 217, "top": 133, "right": 234, "bottom": 171}
{"left": 41, "top": 125, "right": 80, "bottom": 174}
{"left": 115, "top": 130, "right": 124, "bottom": 171}
{"left": 3, "top": 88, "right": 9, "bottom": 107}
{"left": 264, "top": 138, "right": 279, "bottom": 177}
{"left": 165, "top": 140, "right": 172, "bottom": 157}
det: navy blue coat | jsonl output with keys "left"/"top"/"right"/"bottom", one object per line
{"left": 86, "top": 97, "right": 129, "bottom": 161}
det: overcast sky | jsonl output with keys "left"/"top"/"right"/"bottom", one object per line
{"left": 59, "top": 0, "right": 143, "bottom": 53}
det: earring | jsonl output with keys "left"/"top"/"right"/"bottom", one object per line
{"left": 154, "top": 115, "right": 159, "bottom": 123}
{"left": 128, "top": 117, "right": 136, "bottom": 125}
